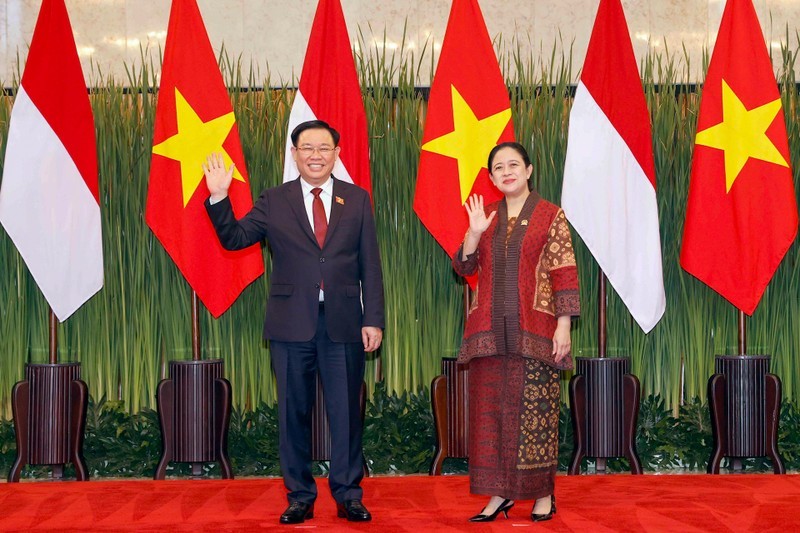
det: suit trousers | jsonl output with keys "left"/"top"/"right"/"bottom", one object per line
{"left": 270, "top": 305, "right": 366, "bottom": 504}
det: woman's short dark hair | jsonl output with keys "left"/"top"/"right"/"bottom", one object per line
{"left": 290, "top": 120, "right": 341, "bottom": 147}
{"left": 487, "top": 141, "right": 532, "bottom": 170}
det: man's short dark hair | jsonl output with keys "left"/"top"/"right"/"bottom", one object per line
{"left": 290, "top": 120, "right": 341, "bottom": 147}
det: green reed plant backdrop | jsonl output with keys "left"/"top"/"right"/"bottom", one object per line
{"left": 1, "top": 36, "right": 800, "bottom": 422}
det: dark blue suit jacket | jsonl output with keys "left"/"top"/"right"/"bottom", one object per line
{"left": 205, "top": 176, "right": 384, "bottom": 343}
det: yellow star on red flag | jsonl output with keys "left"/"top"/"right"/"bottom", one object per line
{"left": 152, "top": 88, "right": 245, "bottom": 207}
{"left": 695, "top": 79, "right": 788, "bottom": 193}
{"left": 421, "top": 85, "right": 511, "bottom": 203}
{"left": 145, "top": 0, "right": 263, "bottom": 318}
{"left": 413, "top": 0, "right": 515, "bottom": 288}
{"left": 680, "top": 0, "right": 798, "bottom": 316}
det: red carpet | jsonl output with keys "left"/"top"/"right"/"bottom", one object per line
{"left": 1, "top": 474, "right": 798, "bottom": 531}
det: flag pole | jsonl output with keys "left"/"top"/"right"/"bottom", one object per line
{"left": 598, "top": 269, "right": 607, "bottom": 358}
{"left": 595, "top": 267, "right": 609, "bottom": 473}
{"left": 738, "top": 309, "right": 746, "bottom": 356}
{"left": 49, "top": 308, "right": 58, "bottom": 364}
{"left": 48, "top": 307, "right": 62, "bottom": 478}
{"left": 191, "top": 290, "right": 201, "bottom": 361}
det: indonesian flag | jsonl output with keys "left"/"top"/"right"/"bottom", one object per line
{"left": 414, "top": 0, "right": 514, "bottom": 287}
{"left": 146, "top": 0, "right": 264, "bottom": 318}
{"left": 0, "top": 0, "right": 102, "bottom": 322}
{"left": 562, "top": 0, "right": 665, "bottom": 333}
{"left": 283, "top": 0, "right": 371, "bottom": 198}
{"left": 680, "top": 0, "right": 798, "bottom": 314}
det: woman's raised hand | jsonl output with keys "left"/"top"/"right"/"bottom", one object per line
{"left": 464, "top": 194, "right": 496, "bottom": 236}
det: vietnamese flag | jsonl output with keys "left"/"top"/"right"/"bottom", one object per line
{"left": 145, "top": 0, "right": 263, "bottom": 318}
{"left": 680, "top": 0, "right": 798, "bottom": 314}
{"left": 282, "top": 0, "right": 371, "bottom": 200}
{"left": 0, "top": 0, "right": 102, "bottom": 322}
{"left": 413, "top": 0, "right": 514, "bottom": 280}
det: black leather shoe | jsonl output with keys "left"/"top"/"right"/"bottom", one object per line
{"left": 336, "top": 499, "right": 372, "bottom": 521}
{"left": 279, "top": 501, "right": 314, "bottom": 524}
{"left": 468, "top": 498, "right": 514, "bottom": 522}
{"left": 531, "top": 494, "right": 556, "bottom": 522}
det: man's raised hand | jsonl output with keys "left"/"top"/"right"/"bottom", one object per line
{"left": 202, "top": 152, "right": 234, "bottom": 202}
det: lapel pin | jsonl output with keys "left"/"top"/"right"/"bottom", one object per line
{"left": 521, "top": 220, "right": 528, "bottom": 226}
{"left": 335, "top": 196, "right": 345, "bottom": 205}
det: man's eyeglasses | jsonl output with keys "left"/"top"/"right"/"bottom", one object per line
{"left": 297, "top": 146, "right": 335, "bottom": 155}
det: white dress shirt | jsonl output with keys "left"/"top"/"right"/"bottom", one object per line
{"left": 300, "top": 176, "right": 332, "bottom": 229}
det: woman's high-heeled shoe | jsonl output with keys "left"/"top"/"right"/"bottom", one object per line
{"left": 468, "top": 499, "right": 514, "bottom": 522}
{"left": 531, "top": 494, "right": 556, "bottom": 522}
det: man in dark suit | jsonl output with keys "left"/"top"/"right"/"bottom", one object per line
{"left": 203, "top": 120, "right": 384, "bottom": 524}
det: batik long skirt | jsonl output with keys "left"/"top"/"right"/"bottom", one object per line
{"left": 468, "top": 355, "right": 560, "bottom": 500}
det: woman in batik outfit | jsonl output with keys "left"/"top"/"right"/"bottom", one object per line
{"left": 453, "top": 142, "right": 580, "bottom": 522}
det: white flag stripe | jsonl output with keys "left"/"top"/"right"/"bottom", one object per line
{"left": 283, "top": 90, "right": 355, "bottom": 184}
{"left": 562, "top": 83, "right": 665, "bottom": 332}
{"left": 0, "top": 87, "right": 103, "bottom": 321}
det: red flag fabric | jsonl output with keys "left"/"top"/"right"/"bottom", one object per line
{"left": 413, "top": 0, "right": 515, "bottom": 280}
{"left": 145, "top": 0, "right": 263, "bottom": 318}
{"left": 680, "top": 0, "right": 798, "bottom": 314}
{"left": 0, "top": 0, "right": 102, "bottom": 322}
{"left": 283, "top": 0, "right": 371, "bottom": 200}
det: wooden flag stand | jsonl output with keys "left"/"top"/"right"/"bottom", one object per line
{"left": 707, "top": 312, "right": 784, "bottom": 474}
{"left": 429, "top": 287, "right": 472, "bottom": 475}
{"left": 568, "top": 271, "right": 642, "bottom": 475}
{"left": 7, "top": 310, "right": 89, "bottom": 482}
{"left": 154, "top": 292, "right": 233, "bottom": 479}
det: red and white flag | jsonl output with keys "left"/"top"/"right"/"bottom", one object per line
{"left": 0, "top": 0, "right": 102, "bottom": 322}
{"left": 283, "top": 0, "right": 371, "bottom": 198}
{"left": 561, "top": 0, "right": 665, "bottom": 333}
